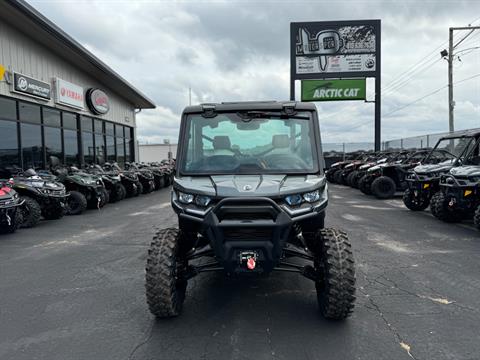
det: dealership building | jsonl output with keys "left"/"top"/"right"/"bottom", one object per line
{"left": 0, "top": 0, "right": 155, "bottom": 171}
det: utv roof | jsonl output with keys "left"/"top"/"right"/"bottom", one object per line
{"left": 183, "top": 101, "right": 317, "bottom": 114}
{"left": 439, "top": 128, "right": 480, "bottom": 140}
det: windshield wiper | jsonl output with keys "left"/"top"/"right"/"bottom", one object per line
{"left": 237, "top": 111, "right": 309, "bottom": 120}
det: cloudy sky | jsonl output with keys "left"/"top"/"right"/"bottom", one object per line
{"left": 29, "top": 0, "right": 480, "bottom": 147}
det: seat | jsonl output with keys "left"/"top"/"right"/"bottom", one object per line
{"left": 212, "top": 136, "right": 234, "bottom": 155}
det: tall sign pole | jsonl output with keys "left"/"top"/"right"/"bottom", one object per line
{"left": 290, "top": 20, "right": 381, "bottom": 150}
{"left": 374, "top": 26, "right": 381, "bottom": 151}
{"left": 448, "top": 28, "right": 454, "bottom": 133}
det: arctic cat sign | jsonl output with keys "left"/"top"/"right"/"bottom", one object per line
{"left": 301, "top": 79, "right": 366, "bottom": 101}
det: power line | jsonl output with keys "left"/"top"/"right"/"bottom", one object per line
{"left": 383, "top": 72, "right": 480, "bottom": 118}
{"left": 381, "top": 16, "right": 480, "bottom": 94}
{"left": 383, "top": 86, "right": 448, "bottom": 118}
{"left": 328, "top": 73, "right": 480, "bottom": 131}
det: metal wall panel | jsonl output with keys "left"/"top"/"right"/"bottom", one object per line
{"left": 0, "top": 20, "right": 136, "bottom": 128}
{"left": 139, "top": 144, "right": 177, "bottom": 163}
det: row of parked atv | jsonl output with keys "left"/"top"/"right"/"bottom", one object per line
{"left": 326, "top": 129, "right": 480, "bottom": 229}
{"left": 0, "top": 156, "right": 175, "bottom": 234}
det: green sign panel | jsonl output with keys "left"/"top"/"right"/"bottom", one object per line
{"left": 301, "top": 79, "right": 366, "bottom": 102}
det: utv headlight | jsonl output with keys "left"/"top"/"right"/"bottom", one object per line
{"left": 303, "top": 190, "right": 321, "bottom": 203}
{"left": 178, "top": 192, "right": 194, "bottom": 204}
{"left": 195, "top": 195, "right": 212, "bottom": 207}
{"left": 285, "top": 194, "right": 303, "bottom": 206}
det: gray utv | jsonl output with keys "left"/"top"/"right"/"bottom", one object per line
{"left": 145, "top": 101, "right": 356, "bottom": 320}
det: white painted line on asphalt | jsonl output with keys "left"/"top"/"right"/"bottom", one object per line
{"left": 352, "top": 204, "right": 396, "bottom": 210}
{"left": 342, "top": 214, "right": 363, "bottom": 222}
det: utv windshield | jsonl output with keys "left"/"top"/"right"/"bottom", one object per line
{"left": 180, "top": 112, "right": 319, "bottom": 174}
{"left": 424, "top": 136, "right": 476, "bottom": 164}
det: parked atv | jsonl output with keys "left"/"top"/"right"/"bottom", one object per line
{"left": 325, "top": 152, "right": 366, "bottom": 184}
{"left": 403, "top": 131, "right": 480, "bottom": 211}
{"left": 0, "top": 181, "right": 23, "bottom": 234}
{"left": 139, "top": 163, "right": 167, "bottom": 190}
{"left": 10, "top": 168, "right": 67, "bottom": 228}
{"left": 103, "top": 162, "right": 141, "bottom": 197}
{"left": 45, "top": 156, "right": 107, "bottom": 214}
{"left": 85, "top": 164, "right": 126, "bottom": 203}
{"left": 362, "top": 150, "right": 429, "bottom": 199}
{"left": 145, "top": 101, "right": 356, "bottom": 320}
{"left": 429, "top": 139, "right": 480, "bottom": 223}
{"left": 342, "top": 152, "right": 394, "bottom": 187}
{"left": 125, "top": 162, "right": 155, "bottom": 194}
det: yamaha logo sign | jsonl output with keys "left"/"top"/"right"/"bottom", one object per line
{"left": 86, "top": 88, "right": 110, "bottom": 115}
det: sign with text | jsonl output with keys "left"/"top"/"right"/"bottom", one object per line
{"left": 301, "top": 79, "right": 366, "bottom": 102}
{"left": 291, "top": 20, "right": 380, "bottom": 79}
{"left": 12, "top": 72, "right": 51, "bottom": 100}
{"left": 55, "top": 78, "right": 84, "bottom": 110}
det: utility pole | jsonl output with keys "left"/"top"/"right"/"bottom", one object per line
{"left": 189, "top": 87, "right": 192, "bottom": 106}
{"left": 442, "top": 26, "right": 480, "bottom": 133}
{"left": 448, "top": 28, "right": 454, "bottom": 133}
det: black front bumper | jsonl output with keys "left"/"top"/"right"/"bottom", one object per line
{"left": 440, "top": 176, "right": 480, "bottom": 212}
{"left": 175, "top": 196, "right": 327, "bottom": 274}
{"left": 203, "top": 197, "right": 292, "bottom": 274}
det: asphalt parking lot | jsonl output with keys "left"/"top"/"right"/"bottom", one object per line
{"left": 0, "top": 184, "right": 479, "bottom": 360}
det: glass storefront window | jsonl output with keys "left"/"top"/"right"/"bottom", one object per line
{"left": 106, "top": 136, "right": 116, "bottom": 163}
{"left": 21, "top": 123, "right": 43, "bottom": 169}
{"left": 94, "top": 119, "right": 103, "bottom": 133}
{"left": 63, "top": 112, "right": 78, "bottom": 130}
{"left": 64, "top": 129, "right": 79, "bottom": 165}
{"left": 81, "top": 116, "right": 93, "bottom": 132}
{"left": 115, "top": 124, "right": 124, "bottom": 139}
{"left": 0, "top": 97, "right": 17, "bottom": 121}
{"left": 43, "top": 108, "right": 61, "bottom": 127}
{"left": 44, "top": 126, "right": 62, "bottom": 162}
{"left": 0, "top": 120, "right": 19, "bottom": 168}
{"left": 105, "top": 122, "right": 114, "bottom": 136}
{"left": 95, "top": 134, "right": 105, "bottom": 163}
{"left": 19, "top": 102, "right": 41, "bottom": 124}
{"left": 125, "top": 139, "right": 132, "bottom": 162}
{"left": 82, "top": 131, "right": 94, "bottom": 165}
{"left": 116, "top": 137, "right": 125, "bottom": 166}
{"left": 125, "top": 126, "right": 132, "bottom": 139}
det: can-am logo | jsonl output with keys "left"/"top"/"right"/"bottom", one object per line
{"left": 86, "top": 88, "right": 109, "bottom": 115}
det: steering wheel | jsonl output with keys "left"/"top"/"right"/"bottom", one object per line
{"left": 203, "top": 155, "right": 240, "bottom": 170}
{"left": 263, "top": 154, "right": 309, "bottom": 169}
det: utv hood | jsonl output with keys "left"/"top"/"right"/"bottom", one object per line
{"left": 414, "top": 162, "right": 454, "bottom": 175}
{"left": 450, "top": 166, "right": 480, "bottom": 177}
{"left": 175, "top": 175, "right": 325, "bottom": 197}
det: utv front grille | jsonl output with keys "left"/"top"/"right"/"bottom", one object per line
{"left": 223, "top": 228, "right": 273, "bottom": 241}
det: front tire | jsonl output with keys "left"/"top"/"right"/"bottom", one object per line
{"left": 136, "top": 182, "right": 143, "bottom": 196}
{"left": 403, "top": 189, "right": 429, "bottom": 211}
{"left": 473, "top": 205, "right": 480, "bottom": 230}
{"left": 359, "top": 175, "right": 372, "bottom": 195}
{"left": 145, "top": 228, "right": 187, "bottom": 318}
{"left": 42, "top": 201, "right": 65, "bottom": 220}
{"left": 20, "top": 196, "right": 42, "bottom": 228}
{"left": 346, "top": 171, "right": 358, "bottom": 187}
{"left": 0, "top": 208, "right": 22, "bottom": 234}
{"left": 314, "top": 228, "right": 356, "bottom": 320}
{"left": 430, "top": 191, "right": 462, "bottom": 222}
{"left": 371, "top": 176, "right": 396, "bottom": 199}
{"left": 66, "top": 191, "right": 87, "bottom": 215}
